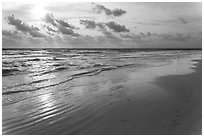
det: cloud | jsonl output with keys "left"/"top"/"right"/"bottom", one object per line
{"left": 56, "top": 19, "right": 76, "bottom": 29}
{"left": 92, "top": 3, "right": 126, "bottom": 17}
{"left": 80, "top": 19, "right": 106, "bottom": 30}
{"left": 44, "top": 13, "right": 80, "bottom": 37}
{"left": 44, "top": 13, "right": 57, "bottom": 26}
{"left": 44, "top": 13, "right": 77, "bottom": 29}
{"left": 80, "top": 19, "right": 129, "bottom": 33}
{"left": 120, "top": 33, "right": 145, "bottom": 42}
{"left": 2, "top": 30, "right": 22, "bottom": 39}
{"left": 6, "top": 15, "right": 45, "bottom": 38}
{"left": 29, "top": 31, "right": 46, "bottom": 38}
{"left": 102, "top": 31, "right": 120, "bottom": 40}
{"left": 120, "top": 33, "right": 136, "bottom": 39}
{"left": 179, "top": 17, "right": 188, "bottom": 24}
{"left": 80, "top": 19, "right": 97, "bottom": 29}
{"left": 58, "top": 25, "right": 80, "bottom": 37}
{"left": 46, "top": 25, "right": 57, "bottom": 32}
{"left": 105, "top": 21, "right": 129, "bottom": 32}
{"left": 120, "top": 31, "right": 198, "bottom": 43}
{"left": 112, "top": 9, "right": 127, "bottom": 16}
{"left": 174, "top": 33, "right": 190, "bottom": 41}
{"left": 156, "top": 33, "right": 189, "bottom": 41}
{"left": 155, "top": 32, "right": 195, "bottom": 41}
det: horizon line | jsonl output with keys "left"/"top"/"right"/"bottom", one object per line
{"left": 2, "top": 48, "right": 202, "bottom": 50}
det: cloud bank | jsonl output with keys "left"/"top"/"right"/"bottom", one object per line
{"left": 105, "top": 21, "right": 129, "bottom": 32}
{"left": 80, "top": 19, "right": 129, "bottom": 33}
{"left": 44, "top": 13, "right": 80, "bottom": 37}
{"left": 6, "top": 15, "right": 45, "bottom": 38}
{"left": 2, "top": 2, "right": 201, "bottom": 49}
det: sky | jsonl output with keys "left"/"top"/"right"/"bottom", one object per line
{"left": 2, "top": 2, "right": 202, "bottom": 48}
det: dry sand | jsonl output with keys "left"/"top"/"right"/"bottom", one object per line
{"left": 2, "top": 57, "right": 202, "bottom": 135}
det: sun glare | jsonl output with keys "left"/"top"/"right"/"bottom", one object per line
{"left": 32, "top": 3, "right": 47, "bottom": 20}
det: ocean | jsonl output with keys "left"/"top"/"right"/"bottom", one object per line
{"left": 2, "top": 49, "right": 201, "bottom": 96}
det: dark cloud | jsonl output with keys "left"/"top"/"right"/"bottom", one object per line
{"left": 44, "top": 13, "right": 57, "bottom": 26}
{"left": 80, "top": 20, "right": 129, "bottom": 33}
{"left": 56, "top": 19, "right": 76, "bottom": 29}
{"left": 112, "top": 9, "right": 127, "bottom": 16}
{"left": 6, "top": 15, "right": 45, "bottom": 38}
{"left": 92, "top": 3, "right": 126, "bottom": 17}
{"left": 93, "top": 4, "right": 111, "bottom": 15}
{"left": 7, "top": 15, "right": 38, "bottom": 32}
{"left": 2, "top": 30, "right": 22, "bottom": 39}
{"left": 80, "top": 19, "right": 129, "bottom": 33}
{"left": 44, "top": 13, "right": 80, "bottom": 37}
{"left": 44, "top": 13, "right": 77, "bottom": 29}
{"left": 105, "top": 21, "right": 129, "bottom": 32}
{"left": 179, "top": 17, "right": 188, "bottom": 24}
{"left": 29, "top": 31, "right": 46, "bottom": 38}
{"left": 46, "top": 25, "right": 57, "bottom": 32}
{"left": 80, "top": 19, "right": 106, "bottom": 30}
{"left": 47, "top": 31, "right": 55, "bottom": 36}
{"left": 58, "top": 25, "right": 80, "bottom": 37}
{"left": 80, "top": 19, "right": 97, "bottom": 29}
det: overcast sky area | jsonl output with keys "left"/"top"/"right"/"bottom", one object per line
{"left": 2, "top": 2, "right": 202, "bottom": 48}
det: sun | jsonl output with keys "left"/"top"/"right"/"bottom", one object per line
{"left": 32, "top": 3, "right": 47, "bottom": 20}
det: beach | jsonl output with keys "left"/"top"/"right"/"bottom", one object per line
{"left": 2, "top": 49, "right": 202, "bottom": 135}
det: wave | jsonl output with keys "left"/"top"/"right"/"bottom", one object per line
{"left": 27, "top": 58, "right": 41, "bottom": 61}
{"left": 52, "top": 64, "right": 62, "bottom": 67}
{"left": 76, "top": 51, "right": 104, "bottom": 54}
{"left": 3, "top": 61, "right": 12, "bottom": 65}
{"left": 117, "top": 63, "right": 136, "bottom": 68}
{"left": 53, "top": 57, "right": 64, "bottom": 61}
{"left": 114, "top": 56, "right": 141, "bottom": 59}
{"left": 92, "top": 63, "right": 107, "bottom": 68}
{"left": 101, "top": 66, "right": 117, "bottom": 71}
{"left": 3, "top": 79, "right": 50, "bottom": 90}
{"left": 4, "top": 55, "right": 48, "bottom": 59}
{"left": 2, "top": 77, "right": 74, "bottom": 95}
{"left": 2, "top": 66, "right": 117, "bottom": 95}
{"left": 71, "top": 69, "right": 101, "bottom": 77}
{"left": 3, "top": 63, "right": 133, "bottom": 95}
{"left": 66, "top": 54, "right": 81, "bottom": 57}
{"left": 18, "top": 52, "right": 30, "bottom": 55}
{"left": 2, "top": 68, "right": 20, "bottom": 76}
{"left": 32, "top": 66, "right": 68, "bottom": 77}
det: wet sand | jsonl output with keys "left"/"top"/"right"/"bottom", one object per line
{"left": 2, "top": 57, "right": 202, "bottom": 135}
{"left": 153, "top": 59, "right": 202, "bottom": 134}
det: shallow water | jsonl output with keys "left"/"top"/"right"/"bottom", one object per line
{"left": 2, "top": 49, "right": 201, "bottom": 95}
